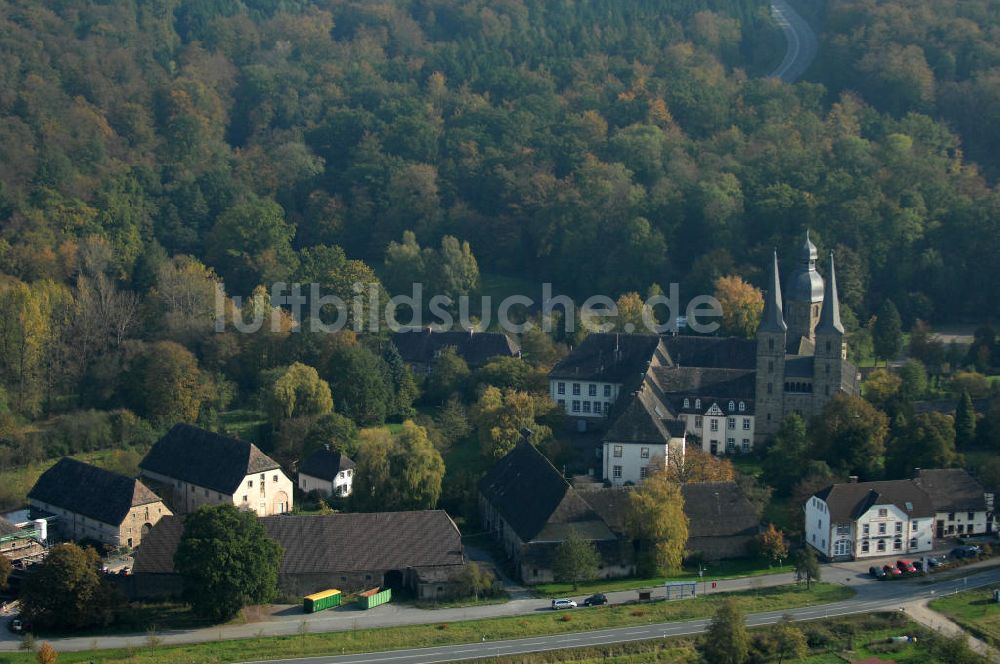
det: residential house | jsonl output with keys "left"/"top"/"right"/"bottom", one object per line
{"left": 298, "top": 446, "right": 356, "bottom": 498}
{"left": 129, "top": 511, "right": 466, "bottom": 600}
{"left": 140, "top": 424, "right": 293, "bottom": 516}
{"left": 27, "top": 458, "right": 171, "bottom": 549}
{"left": 805, "top": 479, "right": 934, "bottom": 561}
{"left": 602, "top": 384, "right": 686, "bottom": 485}
{"left": 391, "top": 329, "right": 520, "bottom": 373}
{"left": 914, "top": 468, "right": 994, "bottom": 538}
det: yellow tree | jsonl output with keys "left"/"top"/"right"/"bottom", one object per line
{"left": 756, "top": 524, "right": 788, "bottom": 566}
{"left": 714, "top": 275, "right": 763, "bottom": 338}
{"left": 626, "top": 466, "right": 689, "bottom": 575}
{"left": 473, "top": 386, "right": 553, "bottom": 459}
{"left": 664, "top": 447, "right": 735, "bottom": 484}
{"left": 614, "top": 292, "right": 647, "bottom": 333}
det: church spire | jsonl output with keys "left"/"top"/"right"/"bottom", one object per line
{"left": 817, "top": 252, "right": 844, "bottom": 334}
{"left": 759, "top": 250, "right": 787, "bottom": 333}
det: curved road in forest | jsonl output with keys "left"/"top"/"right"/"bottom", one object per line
{"left": 769, "top": 0, "right": 818, "bottom": 83}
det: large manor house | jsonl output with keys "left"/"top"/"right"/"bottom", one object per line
{"left": 549, "top": 233, "right": 861, "bottom": 485}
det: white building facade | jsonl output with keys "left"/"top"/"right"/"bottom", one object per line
{"left": 602, "top": 437, "right": 685, "bottom": 486}
{"left": 550, "top": 379, "right": 620, "bottom": 418}
{"left": 677, "top": 400, "right": 755, "bottom": 455}
{"left": 805, "top": 480, "right": 935, "bottom": 561}
{"left": 298, "top": 468, "right": 353, "bottom": 498}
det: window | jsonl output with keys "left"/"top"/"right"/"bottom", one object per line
{"left": 248, "top": 480, "right": 253, "bottom": 488}
{"left": 273, "top": 475, "right": 278, "bottom": 483}
{"left": 912, "top": 521, "right": 919, "bottom": 530}
{"left": 572, "top": 383, "right": 581, "bottom": 396}
{"left": 640, "top": 447, "right": 650, "bottom": 459}
{"left": 878, "top": 508, "right": 888, "bottom": 517}
{"left": 739, "top": 401, "right": 746, "bottom": 412}
{"left": 558, "top": 382, "right": 565, "bottom": 395}
{"left": 260, "top": 473, "right": 265, "bottom": 482}
{"left": 968, "top": 512, "right": 976, "bottom": 520}
{"left": 743, "top": 418, "right": 751, "bottom": 430}
{"left": 640, "top": 466, "right": 649, "bottom": 480}
{"left": 948, "top": 512, "right": 955, "bottom": 521}
{"left": 742, "top": 439, "right": 751, "bottom": 452}
{"left": 582, "top": 401, "right": 591, "bottom": 413}
{"left": 572, "top": 400, "right": 581, "bottom": 413}
{"left": 862, "top": 540, "right": 870, "bottom": 553}
{"left": 767, "top": 383, "right": 773, "bottom": 395}
{"left": 877, "top": 540, "right": 886, "bottom": 552}
{"left": 695, "top": 399, "right": 701, "bottom": 409}
{"left": 613, "top": 466, "right": 622, "bottom": 478}
{"left": 613, "top": 445, "right": 623, "bottom": 458}
{"left": 878, "top": 523, "right": 886, "bottom": 534}
{"left": 589, "top": 384, "right": 597, "bottom": 397}
{"left": 726, "top": 439, "right": 735, "bottom": 453}
{"left": 683, "top": 398, "right": 690, "bottom": 408}
{"left": 243, "top": 495, "right": 248, "bottom": 503}
{"left": 895, "top": 522, "right": 903, "bottom": 534}
{"left": 604, "top": 402, "right": 611, "bottom": 414}
{"left": 558, "top": 399, "right": 566, "bottom": 408}
{"left": 768, "top": 360, "right": 774, "bottom": 373}
{"left": 728, "top": 417, "right": 736, "bottom": 430}
{"left": 893, "top": 539, "right": 902, "bottom": 551}
{"left": 728, "top": 401, "right": 735, "bottom": 411}
{"left": 710, "top": 420, "right": 719, "bottom": 432}
{"left": 604, "top": 384, "right": 611, "bottom": 397}
{"left": 204, "top": 489, "right": 209, "bottom": 497}
{"left": 695, "top": 416, "right": 703, "bottom": 429}
{"left": 836, "top": 524, "right": 850, "bottom": 536}
{"left": 769, "top": 338, "right": 775, "bottom": 351}
{"left": 910, "top": 538, "right": 918, "bottom": 548}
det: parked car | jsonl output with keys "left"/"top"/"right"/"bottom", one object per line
{"left": 583, "top": 593, "right": 608, "bottom": 607}
{"left": 896, "top": 559, "right": 918, "bottom": 574}
{"left": 951, "top": 545, "right": 981, "bottom": 559}
{"left": 869, "top": 566, "right": 888, "bottom": 579}
{"left": 7, "top": 618, "right": 28, "bottom": 634}
{"left": 882, "top": 565, "right": 903, "bottom": 578}
{"left": 925, "top": 556, "right": 946, "bottom": 568}
{"left": 551, "top": 599, "right": 577, "bottom": 610}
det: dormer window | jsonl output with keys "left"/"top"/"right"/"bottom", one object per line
{"left": 683, "top": 398, "right": 690, "bottom": 408}
{"left": 695, "top": 399, "right": 701, "bottom": 409}
{"left": 739, "top": 401, "right": 745, "bottom": 412}
{"left": 728, "top": 401, "right": 735, "bottom": 411}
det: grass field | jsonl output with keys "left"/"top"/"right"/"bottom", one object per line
{"left": 217, "top": 409, "right": 268, "bottom": 443}
{"left": 0, "top": 584, "right": 851, "bottom": 664}
{"left": 534, "top": 558, "right": 795, "bottom": 597}
{"left": 929, "top": 584, "right": 1000, "bottom": 646}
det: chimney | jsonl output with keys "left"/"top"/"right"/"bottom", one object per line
{"left": 848, "top": 475, "right": 859, "bottom": 484}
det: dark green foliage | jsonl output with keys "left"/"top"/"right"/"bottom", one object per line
{"left": 872, "top": 300, "right": 903, "bottom": 363}
{"left": 552, "top": 528, "right": 601, "bottom": 591}
{"left": 955, "top": 390, "right": 977, "bottom": 449}
{"left": 174, "top": 505, "right": 283, "bottom": 623}
{"left": 325, "top": 344, "right": 393, "bottom": 426}
{"left": 19, "top": 544, "right": 122, "bottom": 630}
{"left": 793, "top": 548, "right": 821, "bottom": 589}
{"left": 700, "top": 599, "right": 750, "bottom": 664}
{"left": 423, "top": 347, "right": 471, "bottom": 405}
{"left": 762, "top": 414, "right": 809, "bottom": 496}
{"left": 886, "top": 412, "right": 959, "bottom": 479}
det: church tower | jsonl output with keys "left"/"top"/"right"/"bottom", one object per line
{"left": 814, "top": 252, "right": 846, "bottom": 404}
{"left": 755, "top": 250, "right": 787, "bottom": 441}
{"left": 784, "top": 231, "right": 824, "bottom": 355}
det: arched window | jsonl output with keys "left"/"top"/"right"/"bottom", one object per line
{"left": 695, "top": 399, "right": 701, "bottom": 409}
{"left": 683, "top": 398, "right": 690, "bottom": 408}
{"left": 728, "top": 401, "right": 735, "bottom": 411}
{"left": 826, "top": 340, "right": 832, "bottom": 353}
{"left": 769, "top": 338, "right": 775, "bottom": 351}
{"left": 739, "top": 401, "right": 745, "bottom": 412}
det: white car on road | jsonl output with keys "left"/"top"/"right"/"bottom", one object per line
{"left": 551, "top": 599, "right": 577, "bottom": 610}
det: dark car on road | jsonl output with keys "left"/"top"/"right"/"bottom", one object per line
{"left": 869, "top": 566, "right": 887, "bottom": 579}
{"left": 583, "top": 593, "right": 608, "bottom": 607}
{"left": 924, "top": 556, "right": 946, "bottom": 569}
{"left": 951, "top": 545, "right": 981, "bottom": 559}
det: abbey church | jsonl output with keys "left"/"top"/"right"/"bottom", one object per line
{"left": 548, "top": 232, "right": 861, "bottom": 482}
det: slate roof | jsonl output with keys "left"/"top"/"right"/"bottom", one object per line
{"left": 661, "top": 336, "right": 757, "bottom": 370}
{"left": 140, "top": 424, "right": 281, "bottom": 495}
{"left": 604, "top": 388, "right": 683, "bottom": 445}
{"left": 682, "top": 482, "right": 760, "bottom": 538}
{"left": 133, "top": 511, "right": 464, "bottom": 575}
{"left": 914, "top": 469, "right": 988, "bottom": 513}
{"left": 299, "top": 448, "right": 356, "bottom": 481}
{"left": 814, "top": 480, "right": 934, "bottom": 522}
{"left": 784, "top": 356, "right": 814, "bottom": 378}
{"left": 579, "top": 482, "right": 759, "bottom": 539}
{"left": 478, "top": 443, "right": 614, "bottom": 543}
{"left": 28, "top": 458, "right": 163, "bottom": 526}
{"left": 651, "top": 366, "right": 756, "bottom": 401}
{"left": 759, "top": 250, "right": 788, "bottom": 334}
{"left": 391, "top": 330, "right": 519, "bottom": 367}
{"left": 549, "top": 334, "right": 662, "bottom": 382}
{"left": 785, "top": 231, "right": 824, "bottom": 303}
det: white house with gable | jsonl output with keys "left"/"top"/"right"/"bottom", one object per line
{"left": 805, "top": 479, "right": 934, "bottom": 561}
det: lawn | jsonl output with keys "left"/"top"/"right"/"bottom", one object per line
{"left": 534, "top": 558, "right": 795, "bottom": 597}
{"left": 217, "top": 409, "right": 268, "bottom": 443}
{"left": 929, "top": 584, "right": 1000, "bottom": 646}
{"left": 0, "top": 584, "right": 851, "bottom": 664}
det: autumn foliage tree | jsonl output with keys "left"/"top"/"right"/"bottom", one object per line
{"left": 626, "top": 465, "right": 689, "bottom": 576}
{"left": 756, "top": 524, "right": 788, "bottom": 566}
{"left": 714, "top": 275, "right": 764, "bottom": 339}
{"left": 664, "top": 447, "right": 735, "bottom": 484}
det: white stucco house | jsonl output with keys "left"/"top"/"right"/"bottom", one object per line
{"left": 298, "top": 446, "right": 356, "bottom": 498}
{"left": 805, "top": 479, "right": 934, "bottom": 561}
{"left": 601, "top": 387, "right": 686, "bottom": 485}
{"left": 914, "top": 468, "right": 994, "bottom": 538}
{"left": 140, "top": 424, "right": 293, "bottom": 517}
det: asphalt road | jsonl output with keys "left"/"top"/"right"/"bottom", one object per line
{"left": 243, "top": 566, "right": 1000, "bottom": 664}
{"left": 769, "top": 0, "right": 818, "bottom": 83}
